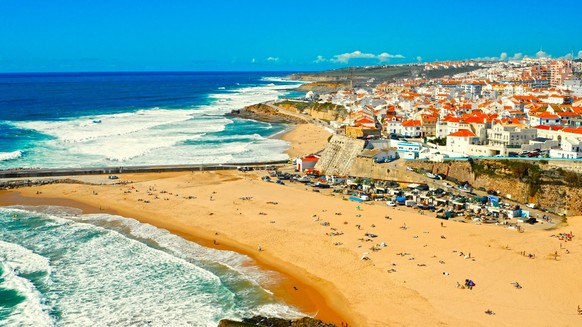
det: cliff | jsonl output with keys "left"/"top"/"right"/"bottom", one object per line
{"left": 275, "top": 101, "right": 348, "bottom": 122}
{"left": 405, "top": 159, "right": 582, "bottom": 216}
{"left": 226, "top": 103, "right": 306, "bottom": 124}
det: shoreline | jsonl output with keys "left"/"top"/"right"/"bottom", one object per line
{"left": 0, "top": 188, "right": 350, "bottom": 326}
{"left": 3, "top": 169, "right": 582, "bottom": 326}
{"left": 275, "top": 123, "right": 331, "bottom": 158}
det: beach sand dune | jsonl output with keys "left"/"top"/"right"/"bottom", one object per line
{"left": 3, "top": 169, "right": 582, "bottom": 327}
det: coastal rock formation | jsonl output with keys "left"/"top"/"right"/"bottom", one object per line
{"left": 218, "top": 316, "right": 336, "bottom": 327}
{"left": 406, "top": 159, "right": 582, "bottom": 216}
{"left": 226, "top": 103, "right": 306, "bottom": 124}
{"left": 275, "top": 101, "right": 348, "bottom": 122}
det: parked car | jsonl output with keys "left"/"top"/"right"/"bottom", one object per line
{"left": 527, "top": 152, "right": 540, "bottom": 157}
{"left": 108, "top": 175, "right": 119, "bottom": 180}
{"left": 386, "top": 201, "right": 396, "bottom": 207}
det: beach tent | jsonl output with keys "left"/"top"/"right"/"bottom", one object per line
{"left": 487, "top": 195, "right": 499, "bottom": 203}
{"left": 396, "top": 196, "right": 406, "bottom": 204}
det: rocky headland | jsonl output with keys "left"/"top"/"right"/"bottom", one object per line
{"left": 226, "top": 103, "right": 306, "bottom": 124}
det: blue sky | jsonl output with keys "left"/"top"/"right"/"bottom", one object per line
{"left": 1, "top": 0, "right": 581, "bottom": 72}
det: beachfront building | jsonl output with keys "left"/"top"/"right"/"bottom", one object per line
{"left": 296, "top": 155, "right": 320, "bottom": 172}
{"left": 446, "top": 129, "right": 479, "bottom": 156}
{"left": 549, "top": 138, "right": 582, "bottom": 159}
{"left": 397, "top": 142, "right": 422, "bottom": 159}
{"left": 487, "top": 123, "right": 538, "bottom": 149}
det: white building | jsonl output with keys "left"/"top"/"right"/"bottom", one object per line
{"left": 397, "top": 142, "right": 422, "bottom": 159}
{"left": 446, "top": 129, "right": 479, "bottom": 156}
{"left": 487, "top": 123, "right": 538, "bottom": 149}
{"left": 550, "top": 138, "right": 582, "bottom": 159}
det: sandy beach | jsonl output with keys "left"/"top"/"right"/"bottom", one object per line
{"left": 2, "top": 168, "right": 582, "bottom": 326}
{"left": 279, "top": 122, "right": 332, "bottom": 158}
{"left": 2, "top": 124, "right": 582, "bottom": 326}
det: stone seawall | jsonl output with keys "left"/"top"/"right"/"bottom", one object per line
{"left": 315, "top": 135, "right": 365, "bottom": 176}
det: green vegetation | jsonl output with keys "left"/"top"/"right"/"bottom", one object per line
{"left": 430, "top": 137, "right": 447, "bottom": 146}
{"left": 555, "top": 168, "right": 582, "bottom": 187}
{"left": 470, "top": 160, "right": 582, "bottom": 198}
{"left": 275, "top": 100, "right": 347, "bottom": 120}
{"left": 277, "top": 100, "right": 310, "bottom": 111}
{"left": 469, "top": 161, "right": 497, "bottom": 177}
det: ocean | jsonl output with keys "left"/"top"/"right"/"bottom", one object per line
{"left": 0, "top": 71, "right": 305, "bottom": 169}
{"left": 0, "top": 72, "right": 308, "bottom": 326}
{"left": 0, "top": 206, "right": 304, "bottom": 326}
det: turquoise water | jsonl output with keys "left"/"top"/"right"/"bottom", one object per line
{"left": 0, "top": 206, "right": 302, "bottom": 326}
{"left": 0, "top": 72, "right": 304, "bottom": 169}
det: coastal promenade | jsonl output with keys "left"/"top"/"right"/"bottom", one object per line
{"left": 0, "top": 160, "right": 288, "bottom": 179}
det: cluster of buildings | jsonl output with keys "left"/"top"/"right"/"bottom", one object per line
{"left": 313, "top": 58, "right": 582, "bottom": 160}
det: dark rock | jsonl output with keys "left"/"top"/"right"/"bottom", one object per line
{"left": 225, "top": 104, "right": 305, "bottom": 124}
{"left": 217, "top": 319, "right": 260, "bottom": 327}
{"left": 239, "top": 316, "right": 336, "bottom": 327}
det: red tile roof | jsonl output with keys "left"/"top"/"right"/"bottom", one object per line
{"left": 535, "top": 125, "right": 564, "bottom": 131}
{"left": 448, "top": 129, "right": 476, "bottom": 137}
{"left": 402, "top": 119, "right": 422, "bottom": 127}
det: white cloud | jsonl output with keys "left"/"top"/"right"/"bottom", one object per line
{"left": 330, "top": 50, "right": 405, "bottom": 64}
{"left": 562, "top": 53, "right": 574, "bottom": 60}
{"left": 472, "top": 52, "right": 523, "bottom": 62}
{"left": 577, "top": 50, "right": 582, "bottom": 59}
{"left": 314, "top": 55, "right": 327, "bottom": 63}
{"left": 536, "top": 50, "right": 550, "bottom": 58}
{"left": 416, "top": 56, "right": 422, "bottom": 62}
{"left": 510, "top": 53, "right": 523, "bottom": 60}
{"left": 267, "top": 56, "right": 279, "bottom": 62}
{"left": 377, "top": 52, "right": 405, "bottom": 62}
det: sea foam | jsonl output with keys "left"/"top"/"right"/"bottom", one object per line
{"left": 5, "top": 81, "right": 299, "bottom": 168}
{"left": 0, "top": 150, "right": 23, "bottom": 161}
{"left": 0, "top": 241, "right": 54, "bottom": 327}
{"left": 0, "top": 207, "right": 304, "bottom": 326}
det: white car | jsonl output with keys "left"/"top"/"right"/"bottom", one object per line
{"left": 386, "top": 201, "right": 396, "bottom": 207}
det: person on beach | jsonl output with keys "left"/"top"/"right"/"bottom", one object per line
{"left": 258, "top": 245, "right": 262, "bottom": 252}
